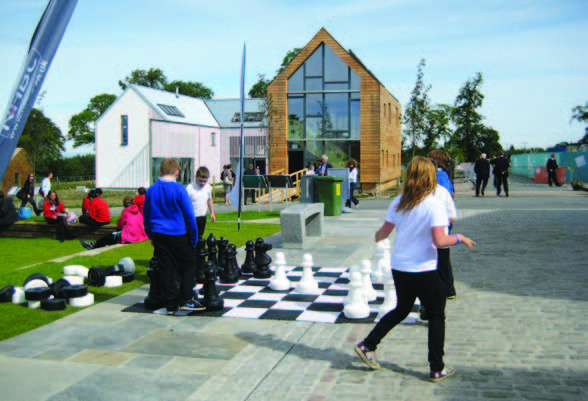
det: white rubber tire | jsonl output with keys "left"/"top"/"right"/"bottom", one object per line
{"left": 104, "top": 275, "right": 123, "bottom": 287}
{"left": 69, "top": 293, "right": 94, "bottom": 307}
{"left": 24, "top": 279, "right": 49, "bottom": 290}
{"left": 63, "top": 265, "right": 85, "bottom": 276}
{"left": 75, "top": 266, "right": 89, "bottom": 278}
{"left": 12, "top": 287, "right": 26, "bottom": 304}
{"left": 63, "top": 276, "right": 84, "bottom": 285}
{"left": 28, "top": 300, "right": 41, "bottom": 309}
{"left": 118, "top": 257, "right": 135, "bottom": 274}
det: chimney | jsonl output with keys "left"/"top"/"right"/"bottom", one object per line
{"left": 176, "top": 86, "right": 179, "bottom": 98}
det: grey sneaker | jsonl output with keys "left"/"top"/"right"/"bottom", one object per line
{"left": 430, "top": 366, "right": 455, "bottom": 382}
{"left": 354, "top": 342, "right": 381, "bottom": 370}
{"left": 166, "top": 307, "right": 180, "bottom": 316}
{"left": 180, "top": 299, "right": 205, "bottom": 311}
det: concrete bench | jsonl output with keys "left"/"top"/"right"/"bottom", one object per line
{"left": 0, "top": 221, "right": 118, "bottom": 241}
{"left": 280, "top": 203, "right": 324, "bottom": 249}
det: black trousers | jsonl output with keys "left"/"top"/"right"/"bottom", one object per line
{"left": 47, "top": 216, "right": 75, "bottom": 242}
{"left": 496, "top": 174, "right": 509, "bottom": 196}
{"left": 346, "top": 182, "right": 359, "bottom": 207}
{"left": 475, "top": 175, "right": 489, "bottom": 196}
{"left": 151, "top": 232, "right": 197, "bottom": 312}
{"left": 21, "top": 197, "right": 41, "bottom": 216}
{"left": 364, "top": 270, "right": 446, "bottom": 372}
{"left": 436, "top": 248, "right": 455, "bottom": 298}
{"left": 94, "top": 231, "right": 121, "bottom": 249}
{"left": 547, "top": 170, "right": 560, "bottom": 186}
{"left": 244, "top": 189, "right": 256, "bottom": 204}
{"left": 79, "top": 215, "right": 109, "bottom": 227}
{"left": 195, "top": 216, "right": 206, "bottom": 239}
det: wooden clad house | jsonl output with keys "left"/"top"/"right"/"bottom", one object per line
{"left": 267, "top": 28, "right": 402, "bottom": 192}
{"left": 1, "top": 148, "right": 33, "bottom": 193}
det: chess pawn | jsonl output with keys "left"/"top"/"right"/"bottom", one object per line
{"left": 269, "top": 252, "right": 290, "bottom": 291}
{"left": 207, "top": 233, "right": 219, "bottom": 273}
{"left": 343, "top": 265, "right": 361, "bottom": 306}
{"left": 376, "top": 268, "right": 396, "bottom": 322}
{"left": 199, "top": 261, "right": 216, "bottom": 296}
{"left": 220, "top": 247, "right": 239, "bottom": 284}
{"left": 343, "top": 271, "right": 370, "bottom": 319}
{"left": 295, "top": 253, "right": 318, "bottom": 293}
{"left": 202, "top": 265, "right": 224, "bottom": 312}
{"left": 217, "top": 237, "right": 229, "bottom": 270}
{"left": 371, "top": 241, "right": 385, "bottom": 283}
{"left": 228, "top": 244, "right": 241, "bottom": 276}
{"left": 253, "top": 238, "right": 273, "bottom": 279}
{"left": 361, "top": 260, "right": 377, "bottom": 302}
{"left": 194, "top": 238, "right": 207, "bottom": 284}
{"left": 241, "top": 240, "right": 257, "bottom": 274}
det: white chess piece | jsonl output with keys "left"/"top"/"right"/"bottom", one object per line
{"left": 270, "top": 252, "right": 291, "bottom": 291}
{"left": 343, "top": 265, "right": 361, "bottom": 306}
{"left": 295, "top": 253, "right": 318, "bottom": 293}
{"left": 375, "top": 267, "right": 396, "bottom": 322}
{"left": 361, "top": 260, "right": 377, "bottom": 302}
{"left": 343, "top": 271, "right": 370, "bottom": 319}
{"left": 371, "top": 241, "right": 385, "bottom": 283}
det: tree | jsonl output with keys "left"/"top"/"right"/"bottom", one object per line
{"left": 422, "top": 104, "right": 453, "bottom": 154}
{"left": 276, "top": 48, "right": 302, "bottom": 76}
{"left": 450, "top": 72, "right": 487, "bottom": 161}
{"left": 164, "top": 80, "right": 214, "bottom": 99}
{"left": 571, "top": 102, "right": 588, "bottom": 143}
{"left": 118, "top": 68, "right": 167, "bottom": 90}
{"left": 17, "top": 108, "right": 64, "bottom": 174}
{"left": 249, "top": 74, "right": 270, "bottom": 98}
{"left": 403, "top": 59, "right": 431, "bottom": 158}
{"left": 68, "top": 93, "right": 116, "bottom": 148}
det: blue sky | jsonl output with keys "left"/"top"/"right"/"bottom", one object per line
{"left": 1, "top": 0, "right": 587, "bottom": 157}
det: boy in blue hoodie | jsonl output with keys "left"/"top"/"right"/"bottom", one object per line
{"left": 144, "top": 158, "right": 204, "bottom": 315}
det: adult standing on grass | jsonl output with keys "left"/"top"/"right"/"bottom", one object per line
{"left": 0, "top": 191, "right": 18, "bottom": 230}
{"left": 354, "top": 157, "right": 476, "bottom": 382}
{"left": 144, "top": 158, "right": 204, "bottom": 315}
{"left": 221, "top": 164, "right": 235, "bottom": 206}
{"left": 43, "top": 190, "right": 76, "bottom": 242}
{"left": 186, "top": 166, "right": 216, "bottom": 239}
{"left": 40, "top": 172, "right": 52, "bottom": 199}
{"left": 17, "top": 173, "right": 42, "bottom": 216}
{"left": 79, "top": 188, "right": 110, "bottom": 226}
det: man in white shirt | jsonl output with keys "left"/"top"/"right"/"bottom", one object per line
{"left": 186, "top": 166, "right": 216, "bottom": 239}
{"left": 41, "top": 172, "right": 52, "bottom": 198}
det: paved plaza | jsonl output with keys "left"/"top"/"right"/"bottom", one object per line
{"left": 0, "top": 176, "right": 586, "bottom": 400}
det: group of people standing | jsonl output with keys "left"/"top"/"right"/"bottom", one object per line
{"left": 473, "top": 153, "right": 510, "bottom": 197}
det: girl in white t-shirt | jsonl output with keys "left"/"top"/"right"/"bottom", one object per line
{"left": 354, "top": 156, "right": 475, "bottom": 382}
{"left": 186, "top": 167, "right": 216, "bottom": 239}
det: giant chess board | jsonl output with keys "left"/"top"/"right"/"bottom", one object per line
{"left": 125, "top": 265, "right": 421, "bottom": 324}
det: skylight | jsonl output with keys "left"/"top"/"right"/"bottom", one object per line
{"left": 158, "top": 104, "right": 185, "bottom": 118}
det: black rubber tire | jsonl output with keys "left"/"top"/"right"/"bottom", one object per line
{"left": 63, "top": 285, "right": 88, "bottom": 299}
{"left": 23, "top": 273, "right": 50, "bottom": 288}
{"left": 105, "top": 264, "right": 125, "bottom": 276}
{"left": 25, "top": 287, "right": 52, "bottom": 301}
{"left": 50, "top": 278, "right": 72, "bottom": 298}
{"left": 88, "top": 266, "right": 106, "bottom": 287}
{"left": 120, "top": 272, "right": 134, "bottom": 283}
{"left": 41, "top": 298, "right": 67, "bottom": 311}
{"left": 0, "top": 285, "right": 15, "bottom": 303}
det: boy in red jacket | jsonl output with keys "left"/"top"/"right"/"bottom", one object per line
{"left": 79, "top": 188, "right": 111, "bottom": 227}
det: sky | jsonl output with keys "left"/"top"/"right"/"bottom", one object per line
{"left": 0, "top": 0, "right": 587, "bottom": 157}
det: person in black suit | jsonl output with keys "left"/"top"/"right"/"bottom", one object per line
{"left": 17, "top": 173, "right": 42, "bottom": 216}
{"left": 546, "top": 154, "right": 561, "bottom": 187}
{"left": 473, "top": 153, "right": 491, "bottom": 196}
{"left": 316, "top": 154, "right": 333, "bottom": 176}
{"left": 244, "top": 164, "right": 257, "bottom": 205}
{"left": 493, "top": 154, "right": 510, "bottom": 197}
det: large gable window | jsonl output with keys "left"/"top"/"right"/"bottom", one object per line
{"left": 157, "top": 104, "right": 185, "bottom": 118}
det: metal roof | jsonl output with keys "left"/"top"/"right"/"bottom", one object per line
{"left": 204, "top": 98, "right": 266, "bottom": 128}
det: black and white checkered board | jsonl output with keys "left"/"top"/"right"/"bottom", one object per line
{"left": 126, "top": 265, "right": 420, "bottom": 324}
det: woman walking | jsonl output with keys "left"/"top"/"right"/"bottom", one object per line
{"left": 18, "top": 173, "right": 42, "bottom": 216}
{"left": 354, "top": 156, "right": 476, "bottom": 382}
{"left": 345, "top": 159, "right": 359, "bottom": 208}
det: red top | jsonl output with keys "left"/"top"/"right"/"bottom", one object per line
{"left": 89, "top": 197, "right": 111, "bottom": 223}
{"left": 43, "top": 200, "right": 66, "bottom": 221}
{"left": 134, "top": 194, "right": 145, "bottom": 213}
{"left": 81, "top": 195, "right": 92, "bottom": 215}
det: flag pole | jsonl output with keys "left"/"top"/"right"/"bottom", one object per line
{"left": 237, "top": 43, "right": 246, "bottom": 231}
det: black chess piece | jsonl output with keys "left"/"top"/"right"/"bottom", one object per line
{"left": 144, "top": 256, "right": 164, "bottom": 310}
{"left": 202, "top": 264, "right": 224, "bottom": 312}
{"left": 199, "top": 261, "right": 216, "bottom": 296}
{"left": 207, "top": 233, "right": 220, "bottom": 276}
{"left": 217, "top": 237, "right": 229, "bottom": 269}
{"left": 241, "top": 240, "right": 257, "bottom": 274}
{"left": 194, "top": 238, "right": 207, "bottom": 284}
{"left": 220, "top": 247, "right": 240, "bottom": 284}
{"left": 253, "top": 237, "right": 273, "bottom": 279}
{"left": 228, "top": 243, "right": 242, "bottom": 276}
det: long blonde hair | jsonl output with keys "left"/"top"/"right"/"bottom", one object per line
{"left": 396, "top": 156, "right": 437, "bottom": 212}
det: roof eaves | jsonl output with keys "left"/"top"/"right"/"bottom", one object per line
{"left": 129, "top": 85, "right": 167, "bottom": 121}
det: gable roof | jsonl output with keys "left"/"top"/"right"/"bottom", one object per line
{"left": 204, "top": 98, "right": 266, "bottom": 128}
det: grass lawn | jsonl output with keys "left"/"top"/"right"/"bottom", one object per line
{"left": 0, "top": 221, "right": 280, "bottom": 341}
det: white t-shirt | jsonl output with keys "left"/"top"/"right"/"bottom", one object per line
{"left": 186, "top": 182, "right": 212, "bottom": 217}
{"left": 349, "top": 168, "right": 358, "bottom": 183}
{"left": 385, "top": 193, "right": 448, "bottom": 272}
{"left": 41, "top": 177, "right": 51, "bottom": 195}
{"left": 433, "top": 185, "right": 456, "bottom": 249}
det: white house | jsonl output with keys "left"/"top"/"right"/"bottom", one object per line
{"left": 95, "top": 84, "right": 267, "bottom": 189}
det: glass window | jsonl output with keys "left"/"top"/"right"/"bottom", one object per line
{"left": 351, "top": 92, "right": 360, "bottom": 100}
{"left": 324, "top": 141, "right": 350, "bottom": 168}
{"left": 305, "top": 117, "right": 322, "bottom": 139}
{"left": 305, "top": 45, "right": 323, "bottom": 76}
{"left": 211, "top": 132, "right": 216, "bottom": 146}
{"left": 351, "top": 100, "right": 360, "bottom": 139}
{"left": 350, "top": 69, "right": 360, "bottom": 90}
{"left": 325, "top": 93, "right": 349, "bottom": 133}
{"left": 306, "top": 94, "right": 322, "bottom": 116}
{"left": 305, "top": 77, "right": 323, "bottom": 91}
{"left": 157, "top": 104, "right": 184, "bottom": 118}
{"left": 324, "top": 45, "right": 348, "bottom": 82}
{"left": 288, "top": 97, "right": 304, "bottom": 139}
{"left": 121, "top": 115, "right": 128, "bottom": 146}
{"left": 288, "top": 67, "right": 303, "bottom": 92}
{"left": 325, "top": 82, "right": 348, "bottom": 91}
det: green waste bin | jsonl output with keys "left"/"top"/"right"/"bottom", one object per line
{"left": 314, "top": 176, "right": 344, "bottom": 216}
